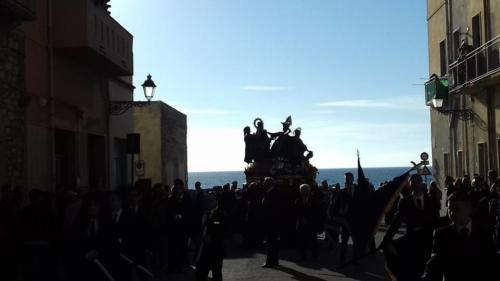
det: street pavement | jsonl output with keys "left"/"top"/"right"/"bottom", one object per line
{"left": 156, "top": 227, "right": 400, "bottom": 281}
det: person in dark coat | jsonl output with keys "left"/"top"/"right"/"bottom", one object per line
{"left": 72, "top": 192, "right": 119, "bottom": 281}
{"left": 122, "top": 189, "right": 149, "bottom": 267}
{"left": 421, "top": 192, "right": 498, "bottom": 281}
{"left": 295, "top": 184, "right": 322, "bottom": 261}
{"left": 382, "top": 174, "right": 440, "bottom": 281}
{"left": 18, "top": 189, "right": 57, "bottom": 281}
{"left": 166, "top": 179, "right": 191, "bottom": 273}
{"left": 242, "top": 182, "right": 264, "bottom": 248}
{"left": 195, "top": 193, "right": 227, "bottom": 281}
{"left": 332, "top": 172, "right": 365, "bottom": 263}
{"left": 261, "top": 177, "right": 282, "bottom": 268}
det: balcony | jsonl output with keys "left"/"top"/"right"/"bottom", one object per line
{"left": 449, "top": 35, "right": 500, "bottom": 93}
{"left": 0, "top": 0, "right": 36, "bottom": 24}
{"left": 425, "top": 76, "right": 448, "bottom": 106}
{"left": 53, "top": 0, "right": 133, "bottom": 76}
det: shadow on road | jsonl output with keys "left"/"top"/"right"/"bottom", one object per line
{"left": 275, "top": 265, "right": 328, "bottom": 281}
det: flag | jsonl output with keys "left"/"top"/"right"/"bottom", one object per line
{"left": 357, "top": 150, "right": 369, "bottom": 190}
{"left": 348, "top": 172, "right": 410, "bottom": 255}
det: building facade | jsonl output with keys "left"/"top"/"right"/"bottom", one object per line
{"left": 0, "top": 0, "right": 36, "bottom": 187}
{"left": 133, "top": 101, "right": 187, "bottom": 187}
{"left": 427, "top": 0, "right": 500, "bottom": 185}
{"left": 1, "top": 0, "right": 135, "bottom": 192}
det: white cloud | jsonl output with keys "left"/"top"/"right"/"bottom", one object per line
{"left": 307, "top": 110, "right": 337, "bottom": 114}
{"left": 316, "top": 97, "right": 424, "bottom": 110}
{"left": 241, "top": 85, "right": 288, "bottom": 92}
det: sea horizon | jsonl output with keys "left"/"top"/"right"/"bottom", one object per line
{"left": 188, "top": 166, "right": 431, "bottom": 189}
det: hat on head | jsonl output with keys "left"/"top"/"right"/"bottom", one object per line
{"left": 281, "top": 116, "right": 292, "bottom": 126}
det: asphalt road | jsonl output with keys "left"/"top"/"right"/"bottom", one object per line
{"left": 157, "top": 229, "right": 394, "bottom": 281}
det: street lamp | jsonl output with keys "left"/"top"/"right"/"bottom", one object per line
{"left": 142, "top": 74, "right": 156, "bottom": 102}
{"left": 110, "top": 74, "right": 157, "bottom": 115}
{"left": 431, "top": 97, "right": 473, "bottom": 121}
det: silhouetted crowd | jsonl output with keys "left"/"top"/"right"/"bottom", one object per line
{"left": 1, "top": 171, "right": 500, "bottom": 281}
{"left": 382, "top": 171, "right": 500, "bottom": 281}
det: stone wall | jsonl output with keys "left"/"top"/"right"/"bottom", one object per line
{"left": 160, "top": 103, "right": 187, "bottom": 186}
{"left": 0, "top": 29, "right": 27, "bottom": 186}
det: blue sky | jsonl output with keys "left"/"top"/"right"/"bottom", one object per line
{"left": 112, "top": 0, "right": 430, "bottom": 171}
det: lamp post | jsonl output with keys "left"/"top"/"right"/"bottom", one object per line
{"left": 110, "top": 74, "right": 157, "bottom": 115}
{"left": 430, "top": 97, "right": 474, "bottom": 121}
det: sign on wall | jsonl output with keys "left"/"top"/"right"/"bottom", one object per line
{"left": 135, "top": 160, "right": 145, "bottom": 176}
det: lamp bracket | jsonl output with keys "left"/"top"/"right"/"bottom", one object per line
{"left": 110, "top": 101, "right": 151, "bottom": 116}
{"left": 435, "top": 108, "right": 473, "bottom": 121}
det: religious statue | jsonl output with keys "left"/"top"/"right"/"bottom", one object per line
{"left": 269, "top": 116, "right": 292, "bottom": 159}
{"left": 243, "top": 116, "right": 313, "bottom": 166}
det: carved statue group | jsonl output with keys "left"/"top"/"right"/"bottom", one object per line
{"left": 244, "top": 116, "right": 313, "bottom": 166}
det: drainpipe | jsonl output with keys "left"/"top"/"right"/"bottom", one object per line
{"left": 105, "top": 77, "right": 111, "bottom": 190}
{"left": 487, "top": 89, "right": 497, "bottom": 171}
{"left": 444, "top": 0, "right": 458, "bottom": 177}
{"left": 483, "top": 0, "right": 497, "bottom": 172}
{"left": 47, "top": 0, "right": 56, "bottom": 192}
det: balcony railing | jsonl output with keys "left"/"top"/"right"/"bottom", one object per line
{"left": 53, "top": 0, "right": 133, "bottom": 76}
{"left": 0, "top": 0, "right": 36, "bottom": 23}
{"left": 449, "top": 35, "right": 500, "bottom": 92}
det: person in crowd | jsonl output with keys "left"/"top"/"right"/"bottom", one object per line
{"left": 421, "top": 192, "right": 497, "bottom": 281}
{"left": 195, "top": 193, "right": 227, "bottom": 281}
{"left": 382, "top": 174, "right": 440, "bottom": 281}
{"left": 73, "top": 192, "right": 119, "bottom": 281}
{"left": 325, "top": 183, "right": 341, "bottom": 247}
{"left": 295, "top": 184, "right": 322, "bottom": 261}
{"left": 231, "top": 181, "right": 238, "bottom": 192}
{"left": 261, "top": 177, "right": 282, "bottom": 268}
{"left": 123, "top": 189, "right": 149, "bottom": 269}
{"left": 332, "top": 172, "right": 359, "bottom": 263}
{"left": 461, "top": 176, "right": 472, "bottom": 193}
{"left": 242, "top": 181, "right": 264, "bottom": 248}
{"left": 488, "top": 169, "right": 498, "bottom": 189}
{"left": 192, "top": 181, "right": 206, "bottom": 252}
{"left": 469, "top": 176, "right": 495, "bottom": 235}
{"left": 428, "top": 181, "right": 443, "bottom": 212}
{"left": 18, "top": 189, "right": 57, "bottom": 281}
{"left": 106, "top": 191, "right": 133, "bottom": 280}
{"left": 166, "top": 179, "right": 191, "bottom": 273}
{"left": 149, "top": 182, "right": 169, "bottom": 271}
{"left": 444, "top": 176, "right": 456, "bottom": 199}
{"left": 219, "top": 183, "right": 236, "bottom": 236}
{"left": 492, "top": 181, "right": 500, "bottom": 250}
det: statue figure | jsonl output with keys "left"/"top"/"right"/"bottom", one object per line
{"left": 289, "top": 128, "right": 313, "bottom": 165}
{"left": 270, "top": 116, "right": 292, "bottom": 159}
{"left": 253, "top": 118, "right": 271, "bottom": 162}
{"left": 244, "top": 126, "right": 255, "bottom": 163}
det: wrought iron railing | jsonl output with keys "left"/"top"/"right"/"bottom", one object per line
{"left": 449, "top": 34, "right": 500, "bottom": 92}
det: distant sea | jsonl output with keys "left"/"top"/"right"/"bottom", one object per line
{"left": 188, "top": 167, "right": 427, "bottom": 189}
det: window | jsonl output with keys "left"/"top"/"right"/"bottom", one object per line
{"left": 457, "top": 150, "right": 464, "bottom": 177}
{"left": 478, "top": 143, "right": 488, "bottom": 177}
{"left": 453, "top": 29, "right": 460, "bottom": 60}
{"left": 472, "top": 14, "right": 481, "bottom": 49}
{"left": 440, "top": 40, "right": 447, "bottom": 77}
{"left": 443, "top": 153, "right": 450, "bottom": 177}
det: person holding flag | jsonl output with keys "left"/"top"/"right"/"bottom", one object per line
{"left": 382, "top": 174, "right": 440, "bottom": 281}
